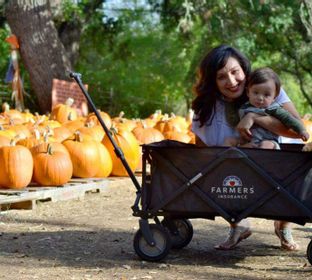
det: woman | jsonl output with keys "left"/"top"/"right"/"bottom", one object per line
{"left": 191, "top": 45, "right": 302, "bottom": 251}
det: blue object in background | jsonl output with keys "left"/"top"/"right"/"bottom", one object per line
{"left": 5, "top": 58, "right": 14, "bottom": 83}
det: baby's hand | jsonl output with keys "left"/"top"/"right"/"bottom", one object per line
{"left": 301, "top": 130, "right": 310, "bottom": 142}
{"left": 236, "top": 113, "right": 255, "bottom": 141}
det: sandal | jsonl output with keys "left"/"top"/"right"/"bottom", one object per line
{"left": 214, "top": 226, "right": 252, "bottom": 250}
{"left": 274, "top": 223, "right": 299, "bottom": 251}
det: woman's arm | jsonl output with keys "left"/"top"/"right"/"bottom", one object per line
{"left": 255, "top": 101, "right": 303, "bottom": 138}
{"left": 237, "top": 102, "right": 302, "bottom": 140}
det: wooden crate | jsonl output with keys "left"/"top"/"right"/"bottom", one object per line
{"left": 0, "top": 178, "right": 109, "bottom": 211}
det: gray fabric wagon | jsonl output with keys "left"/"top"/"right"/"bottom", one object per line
{"left": 132, "top": 140, "right": 312, "bottom": 261}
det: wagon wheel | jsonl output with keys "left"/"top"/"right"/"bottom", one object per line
{"left": 133, "top": 224, "right": 172, "bottom": 261}
{"left": 162, "top": 218, "right": 193, "bottom": 249}
{"left": 307, "top": 239, "right": 312, "bottom": 265}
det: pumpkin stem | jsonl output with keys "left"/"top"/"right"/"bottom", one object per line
{"left": 9, "top": 138, "right": 17, "bottom": 146}
{"left": 161, "top": 113, "right": 169, "bottom": 121}
{"left": 74, "top": 130, "right": 83, "bottom": 142}
{"left": 85, "top": 121, "right": 95, "bottom": 128}
{"left": 65, "top": 97, "right": 75, "bottom": 107}
{"left": 140, "top": 119, "right": 146, "bottom": 129}
{"left": 119, "top": 111, "right": 125, "bottom": 118}
{"left": 2, "top": 102, "right": 10, "bottom": 112}
{"left": 9, "top": 118, "right": 15, "bottom": 126}
{"left": 47, "top": 143, "right": 53, "bottom": 155}
{"left": 68, "top": 112, "right": 73, "bottom": 121}
{"left": 110, "top": 126, "right": 118, "bottom": 135}
{"left": 33, "top": 128, "right": 41, "bottom": 140}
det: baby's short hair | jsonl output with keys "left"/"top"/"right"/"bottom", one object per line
{"left": 247, "top": 67, "right": 281, "bottom": 96}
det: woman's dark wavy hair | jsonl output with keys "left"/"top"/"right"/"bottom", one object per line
{"left": 192, "top": 45, "right": 251, "bottom": 127}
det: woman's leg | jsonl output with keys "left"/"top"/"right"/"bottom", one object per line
{"left": 214, "top": 218, "right": 252, "bottom": 250}
{"left": 274, "top": 221, "right": 299, "bottom": 251}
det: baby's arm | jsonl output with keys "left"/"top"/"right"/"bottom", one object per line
{"left": 265, "top": 106, "right": 309, "bottom": 141}
{"left": 251, "top": 101, "right": 302, "bottom": 138}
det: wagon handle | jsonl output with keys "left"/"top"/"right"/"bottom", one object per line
{"left": 69, "top": 72, "right": 141, "bottom": 192}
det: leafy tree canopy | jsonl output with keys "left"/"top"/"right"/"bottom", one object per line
{"left": 0, "top": 0, "right": 311, "bottom": 117}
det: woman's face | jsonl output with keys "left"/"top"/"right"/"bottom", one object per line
{"left": 216, "top": 57, "right": 246, "bottom": 101}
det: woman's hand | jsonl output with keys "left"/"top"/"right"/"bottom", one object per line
{"left": 236, "top": 112, "right": 258, "bottom": 141}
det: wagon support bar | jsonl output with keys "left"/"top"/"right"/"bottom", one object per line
{"left": 69, "top": 72, "right": 142, "bottom": 193}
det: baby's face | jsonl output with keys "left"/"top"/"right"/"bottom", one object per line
{"left": 247, "top": 80, "right": 277, "bottom": 108}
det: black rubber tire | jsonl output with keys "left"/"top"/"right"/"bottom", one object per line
{"left": 307, "top": 239, "right": 312, "bottom": 265}
{"left": 162, "top": 218, "right": 193, "bottom": 249}
{"left": 133, "top": 224, "right": 172, "bottom": 261}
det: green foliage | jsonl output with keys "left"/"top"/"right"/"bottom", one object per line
{"left": 0, "top": 26, "right": 10, "bottom": 78}
{"left": 76, "top": 3, "right": 197, "bottom": 118}
{"left": 0, "top": 0, "right": 311, "bottom": 117}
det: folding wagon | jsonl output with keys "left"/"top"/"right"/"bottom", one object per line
{"left": 71, "top": 72, "right": 312, "bottom": 264}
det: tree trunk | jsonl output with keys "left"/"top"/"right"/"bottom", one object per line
{"left": 5, "top": 0, "right": 72, "bottom": 114}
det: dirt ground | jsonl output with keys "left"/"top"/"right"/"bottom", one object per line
{"left": 0, "top": 177, "right": 311, "bottom": 280}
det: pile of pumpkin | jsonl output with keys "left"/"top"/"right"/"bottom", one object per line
{"left": 0, "top": 99, "right": 195, "bottom": 190}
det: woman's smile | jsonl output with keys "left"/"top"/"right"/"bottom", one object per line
{"left": 216, "top": 57, "right": 246, "bottom": 101}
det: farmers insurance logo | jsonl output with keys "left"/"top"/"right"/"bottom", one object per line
{"left": 210, "top": 175, "right": 255, "bottom": 200}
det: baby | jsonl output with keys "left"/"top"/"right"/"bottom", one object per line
{"left": 225, "top": 67, "right": 309, "bottom": 149}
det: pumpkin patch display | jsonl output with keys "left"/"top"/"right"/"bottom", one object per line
{"left": 0, "top": 102, "right": 200, "bottom": 185}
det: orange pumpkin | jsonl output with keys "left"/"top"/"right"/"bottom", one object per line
{"left": 132, "top": 121, "right": 164, "bottom": 144}
{"left": 113, "top": 112, "right": 137, "bottom": 132}
{"left": 17, "top": 129, "right": 42, "bottom": 149}
{"left": 50, "top": 98, "right": 78, "bottom": 123}
{"left": 0, "top": 141, "right": 33, "bottom": 189}
{"left": 63, "top": 132, "right": 99, "bottom": 178}
{"left": 102, "top": 128, "right": 140, "bottom": 176}
{"left": 1, "top": 102, "right": 25, "bottom": 123}
{"left": 0, "top": 135, "right": 10, "bottom": 147}
{"left": 154, "top": 114, "right": 184, "bottom": 134}
{"left": 5, "top": 123, "right": 31, "bottom": 139}
{"left": 163, "top": 130, "right": 192, "bottom": 143}
{"left": 32, "top": 144, "right": 73, "bottom": 186}
{"left": 95, "top": 143, "right": 113, "bottom": 177}
{"left": 86, "top": 110, "right": 112, "bottom": 129}
{"left": 52, "top": 126, "right": 73, "bottom": 142}
{"left": 31, "top": 141, "right": 70, "bottom": 157}
{"left": 77, "top": 121, "right": 105, "bottom": 142}
{"left": 0, "top": 125, "right": 16, "bottom": 139}
{"left": 62, "top": 119, "right": 85, "bottom": 133}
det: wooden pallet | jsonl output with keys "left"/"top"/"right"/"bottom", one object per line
{"left": 0, "top": 178, "right": 109, "bottom": 211}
